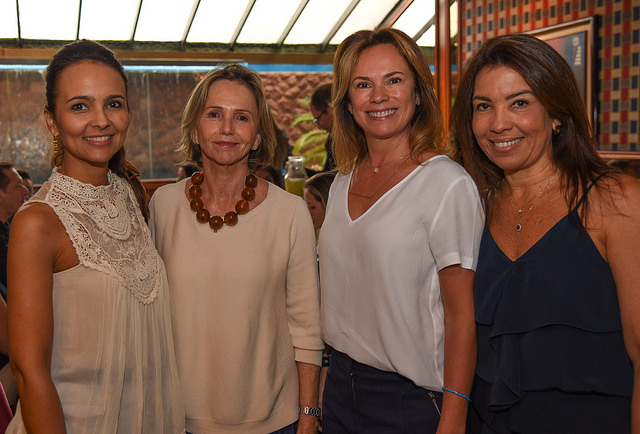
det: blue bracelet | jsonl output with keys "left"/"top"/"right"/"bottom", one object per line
{"left": 442, "top": 386, "right": 471, "bottom": 402}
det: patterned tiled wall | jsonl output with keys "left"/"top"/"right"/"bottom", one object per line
{"left": 460, "top": 0, "right": 639, "bottom": 151}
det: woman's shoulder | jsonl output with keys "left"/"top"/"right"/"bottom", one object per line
{"left": 596, "top": 173, "right": 640, "bottom": 214}
{"left": 150, "top": 179, "right": 186, "bottom": 203}
{"left": 11, "top": 201, "right": 64, "bottom": 246}
{"left": 419, "top": 154, "right": 475, "bottom": 183}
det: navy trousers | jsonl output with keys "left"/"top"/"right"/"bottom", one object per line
{"left": 322, "top": 350, "right": 442, "bottom": 433}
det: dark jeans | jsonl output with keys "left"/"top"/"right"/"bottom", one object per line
{"left": 322, "top": 350, "right": 442, "bottom": 433}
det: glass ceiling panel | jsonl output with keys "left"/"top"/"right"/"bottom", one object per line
{"left": 285, "top": 0, "right": 350, "bottom": 45}
{"left": 18, "top": 0, "right": 79, "bottom": 40}
{"left": 0, "top": 1, "right": 18, "bottom": 38}
{"left": 450, "top": 1, "right": 458, "bottom": 38}
{"left": 329, "top": 0, "right": 398, "bottom": 46}
{"left": 392, "top": 0, "right": 436, "bottom": 39}
{"left": 79, "top": 0, "right": 139, "bottom": 41}
{"left": 135, "top": 0, "right": 196, "bottom": 42}
{"left": 187, "top": 0, "right": 252, "bottom": 43}
{"left": 416, "top": 26, "right": 435, "bottom": 47}
{"left": 236, "top": 0, "right": 300, "bottom": 44}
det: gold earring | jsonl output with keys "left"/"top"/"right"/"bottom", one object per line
{"left": 53, "top": 136, "right": 62, "bottom": 153}
{"left": 552, "top": 124, "right": 561, "bottom": 136}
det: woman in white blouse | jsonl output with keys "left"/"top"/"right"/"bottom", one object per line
{"left": 318, "top": 28, "right": 484, "bottom": 433}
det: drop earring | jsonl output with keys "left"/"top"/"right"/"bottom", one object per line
{"left": 53, "top": 135, "right": 62, "bottom": 153}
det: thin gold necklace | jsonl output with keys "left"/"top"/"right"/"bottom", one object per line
{"left": 367, "top": 152, "right": 411, "bottom": 174}
{"left": 507, "top": 169, "right": 558, "bottom": 232}
{"left": 349, "top": 154, "right": 411, "bottom": 200}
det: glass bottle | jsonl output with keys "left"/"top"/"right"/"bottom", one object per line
{"left": 284, "top": 155, "right": 308, "bottom": 197}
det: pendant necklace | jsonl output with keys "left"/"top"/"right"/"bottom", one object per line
{"left": 349, "top": 153, "right": 411, "bottom": 200}
{"left": 188, "top": 171, "right": 257, "bottom": 232}
{"left": 368, "top": 152, "right": 411, "bottom": 174}
{"left": 508, "top": 169, "right": 558, "bottom": 232}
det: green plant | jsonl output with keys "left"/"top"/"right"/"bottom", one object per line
{"left": 290, "top": 100, "right": 328, "bottom": 171}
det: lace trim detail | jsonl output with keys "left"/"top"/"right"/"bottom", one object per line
{"left": 35, "top": 168, "right": 159, "bottom": 304}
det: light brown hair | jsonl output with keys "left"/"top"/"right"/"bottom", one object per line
{"left": 178, "top": 64, "right": 276, "bottom": 171}
{"left": 331, "top": 28, "right": 444, "bottom": 174}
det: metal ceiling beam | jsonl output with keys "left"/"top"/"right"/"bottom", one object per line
{"left": 379, "top": 0, "right": 414, "bottom": 29}
{"left": 76, "top": 0, "right": 82, "bottom": 40}
{"left": 414, "top": 0, "right": 456, "bottom": 43}
{"left": 180, "top": 0, "right": 201, "bottom": 51}
{"left": 15, "top": 0, "right": 22, "bottom": 47}
{"left": 413, "top": 17, "right": 433, "bottom": 41}
{"left": 230, "top": 0, "right": 257, "bottom": 51}
{"left": 276, "top": 0, "right": 309, "bottom": 48}
{"left": 129, "top": 0, "right": 144, "bottom": 45}
{"left": 321, "top": 0, "right": 360, "bottom": 50}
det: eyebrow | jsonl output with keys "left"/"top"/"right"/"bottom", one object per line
{"left": 205, "top": 105, "right": 254, "bottom": 113}
{"left": 65, "top": 94, "right": 125, "bottom": 104}
{"left": 472, "top": 89, "right": 534, "bottom": 101}
{"left": 352, "top": 70, "right": 405, "bottom": 82}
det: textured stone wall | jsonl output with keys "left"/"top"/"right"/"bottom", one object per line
{"left": 0, "top": 69, "right": 332, "bottom": 184}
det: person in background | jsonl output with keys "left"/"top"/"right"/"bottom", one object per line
{"left": 310, "top": 83, "right": 335, "bottom": 171}
{"left": 450, "top": 33, "right": 640, "bottom": 433}
{"left": 319, "top": 28, "right": 483, "bottom": 433}
{"left": 0, "top": 164, "right": 28, "bottom": 295}
{"left": 6, "top": 40, "right": 185, "bottom": 433}
{"left": 176, "top": 162, "right": 199, "bottom": 181}
{"left": 256, "top": 165, "right": 286, "bottom": 189}
{"left": 0, "top": 163, "right": 28, "bottom": 409}
{"left": 149, "top": 64, "right": 323, "bottom": 434}
{"left": 302, "top": 172, "right": 335, "bottom": 241}
{"left": 16, "top": 170, "right": 33, "bottom": 199}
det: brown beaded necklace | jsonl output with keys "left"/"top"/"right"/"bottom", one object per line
{"left": 188, "top": 171, "right": 258, "bottom": 232}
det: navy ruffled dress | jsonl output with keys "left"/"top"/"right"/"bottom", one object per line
{"left": 469, "top": 189, "right": 632, "bottom": 433}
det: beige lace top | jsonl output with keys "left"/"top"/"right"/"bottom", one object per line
{"left": 6, "top": 168, "right": 185, "bottom": 434}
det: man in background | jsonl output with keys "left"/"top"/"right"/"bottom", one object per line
{"left": 310, "top": 83, "right": 336, "bottom": 171}
{"left": 0, "top": 162, "right": 29, "bottom": 408}
{"left": 17, "top": 169, "right": 34, "bottom": 198}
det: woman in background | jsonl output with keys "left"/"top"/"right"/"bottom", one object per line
{"left": 150, "top": 64, "right": 323, "bottom": 434}
{"left": 7, "top": 40, "right": 184, "bottom": 433}
{"left": 303, "top": 172, "right": 336, "bottom": 240}
{"left": 451, "top": 33, "right": 640, "bottom": 433}
{"left": 319, "top": 28, "right": 484, "bottom": 433}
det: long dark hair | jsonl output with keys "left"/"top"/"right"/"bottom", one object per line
{"left": 450, "top": 33, "right": 613, "bottom": 222}
{"left": 45, "top": 39, "right": 149, "bottom": 220}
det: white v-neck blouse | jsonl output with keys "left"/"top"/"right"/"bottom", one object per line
{"left": 319, "top": 155, "right": 484, "bottom": 390}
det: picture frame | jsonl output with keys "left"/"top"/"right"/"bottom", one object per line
{"left": 528, "top": 16, "right": 597, "bottom": 132}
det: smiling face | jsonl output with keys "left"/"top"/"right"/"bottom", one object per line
{"left": 347, "top": 44, "right": 418, "bottom": 147}
{"left": 45, "top": 60, "right": 129, "bottom": 173}
{"left": 193, "top": 79, "right": 260, "bottom": 169}
{"left": 471, "top": 65, "right": 559, "bottom": 175}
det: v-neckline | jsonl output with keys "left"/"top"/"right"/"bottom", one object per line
{"left": 345, "top": 155, "right": 443, "bottom": 223}
{"left": 487, "top": 213, "right": 570, "bottom": 263}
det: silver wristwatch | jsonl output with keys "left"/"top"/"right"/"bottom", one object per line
{"left": 298, "top": 405, "right": 321, "bottom": 418}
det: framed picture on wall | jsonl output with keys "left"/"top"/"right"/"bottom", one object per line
{"left": 528, "top": 16, "right": 598, "bottom": 132}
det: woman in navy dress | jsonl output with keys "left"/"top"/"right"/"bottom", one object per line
{"left": 451, "top": 34, "right": 640, "bottom": 433}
